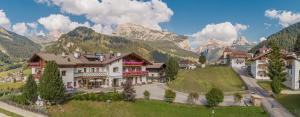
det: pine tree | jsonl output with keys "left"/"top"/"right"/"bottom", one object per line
{"left": 267, "top": 43, "right": 286, "bottom": 94}
{"left": 198, "top": 52, "right": 206, "bottom": 64}
{"left": 165, "top": 57, "right": 179, "bottom": 82}
{"left": 294, "top": 33, "right": 300, "bottom": 55}
{"left": 22, "top": 74, "right": 38, "bottom": 104}
{"left": 122, "top": 79, "right": 136, "bottom": 101}
{"left": 38, "top": 61, "right": 65, "bottom": 104}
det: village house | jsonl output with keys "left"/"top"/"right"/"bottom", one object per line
{"left": 284, "top": 53, "right": 300, "bottom": 90}
{"left": 219, "top": 48, "right": 249, "bottom": 68}
{"left": 179, "top": 59, "right": 197, "bottom": 69}
{"left": 250, "top": 47, "right": 271, "bottom": 80}
{"left": 146, "top": 63, "right": 166, "bottom": 83}
{"left": 28, "top": 51, "right": 152, "bottom": 90}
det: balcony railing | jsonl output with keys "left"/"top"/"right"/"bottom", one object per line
{"left": 28, "top": 62, "right": 40, "bottom": 67}
{"left": 123, "top": 71, "right": 148, "bottom": 77}
{"left": 74, "top": 72, "right": 108, "bottom": 77}
{"left": 123, "top": 61, "right": 144, "bottom": 66}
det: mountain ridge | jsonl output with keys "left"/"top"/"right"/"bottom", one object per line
{"left": 45, "top": 26, "right": 198, "bottom": 62}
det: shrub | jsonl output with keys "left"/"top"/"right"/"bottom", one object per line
{"left": 234, "top": 93, "right": 243, "bottom": 103}
{"left": 205, "top": 88, "right": 224, "bottom": 107}
{"left": 187, "top": 92, "right": 199, "bottom": 104}
{"left": 164, "top": 89, "right": 176, "bottom": 103}
{"left": 143, "top": 90, "right": 150, "bottom": 100}
{"left": 9, "top": 95, "right": 29, "bottom": 105}
{"left": 72, "top": 92, "right": 122, "bottom": 102}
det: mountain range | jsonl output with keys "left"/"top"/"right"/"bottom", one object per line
{"left": 113, "top": 23, "right": 191, "bottom": 51}
{"left": 0, "top": 28, "right": 41, "bottom": 59}
{"left": 45, "top": 26, "right": 198, "bottom": 62}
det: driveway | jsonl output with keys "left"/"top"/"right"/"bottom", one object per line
{"left": 233, "top": 67, "right": 294, "bottom": 117}
{"left": 134, "top": 83, "right": 245, "bottom": 106}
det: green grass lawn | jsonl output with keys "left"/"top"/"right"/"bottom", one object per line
{"left": 276, "top": 94, "right": 300, "bottom": 117}
{"left": 257, "top": 81, "right": 289, "bottom": 91}
{"left": 49, "top": 100, "right": 268, "bottom": 117}
{"left": 168, "top": 66, "right": 245, "bottom": 93}
{"left": 0, "top": 108, "right": 22, "bottom": 117}
{"left": 0, "top": 82, "right": 24, "bottom": 90}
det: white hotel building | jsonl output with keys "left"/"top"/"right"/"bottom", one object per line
{"left": 28, "top": 52, "right": 152, "bottom": 90}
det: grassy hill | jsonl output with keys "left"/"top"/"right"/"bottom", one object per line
{"left": 250, "top": 22, "right": 300, "bottom": 52}
{"left": 45, "top": 27, "right": 198, "bottom": 62}
{"left": 168, "top": 66, "right": 245, "bottom": 93}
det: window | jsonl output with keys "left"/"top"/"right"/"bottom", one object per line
{"left": 91, "top": 68, "right": 95, "bottom": 72}
{"left": 74, "top": 82, "right": 77, "bottom": 87}
{"left": 67, "top": 82, "right": 72, "bottom": 88}
{"left": 78, "top": 70, "right": 82, "bottom": 73}
{"left": 61, "top": 70, "right": 66, "bottom": 76}
{"left": 84, "top": 68, "right": 87, "bottom": 72}
{"left": 113, "top": 67, "right": 119, "bottom": 72}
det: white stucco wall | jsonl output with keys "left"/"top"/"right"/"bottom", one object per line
{"left": 285, "top": 60, "right": 300, "bottom": 90}
{"left": 108, "top": 59, "right": 123, "bottom": 86}
{"left": 60, "top": 68, "right": 75, "bottom": 89}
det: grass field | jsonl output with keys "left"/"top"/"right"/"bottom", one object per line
{"left": 0, "top": 82, "right": 24, "bottom": 90}
{"left": 276, "top": 94, "right": 300, "bottom": 117}
{"left": 257, "top": 81, "right": 289, "bottom": 91}
{"left": 168, "top": 66, "right": 245, "bottom": 93}
{"left": 0, "top": 108, "right": 22, "bottom": 117}
{"left": 49, "top": 100, "right": 268, "bottom": 117}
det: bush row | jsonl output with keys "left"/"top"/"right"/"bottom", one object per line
{"left": 72, "top": 92, "right": 122, "bottom": 101}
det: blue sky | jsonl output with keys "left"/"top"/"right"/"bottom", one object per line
{"left": 0, "top": 0, "right": 300, "bottom": 44}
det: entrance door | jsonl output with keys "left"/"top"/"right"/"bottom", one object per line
{"left": 113, "top": 79, "right": 118, "bottom": 87}
{"left": 135, "top": 77, "right": 138, "bottom": 84}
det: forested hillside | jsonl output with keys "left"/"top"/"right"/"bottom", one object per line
{"left": 0, "top": 28, "right": 41, "bottom": 58}
{"left": 250, "top": 22, "right": 300, "bottom": 52}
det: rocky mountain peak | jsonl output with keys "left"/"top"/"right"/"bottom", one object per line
{"left": 113, "top": 23, "right": 191, "bottom": 50}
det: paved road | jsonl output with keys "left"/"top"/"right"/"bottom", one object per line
{"left": 0, "top": 101, "right": 47, "bottom": 117}
{"left": 0, "top": 113, "right": 9, "bottom": 117}
{"left": 134, "top": 83, "right": 245, "bottom": 106}
{"left": 233, "top": 67, "right": 294, "bottom": 117}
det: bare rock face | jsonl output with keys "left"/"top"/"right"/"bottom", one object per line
{"left": 113, "top": 23, "right": 191, "bottom": 50}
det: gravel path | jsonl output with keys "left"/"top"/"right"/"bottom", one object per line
{"left": 233, "top": 67, "right": 294, "bottom": 117}
{"left": 134, "top": 83, "right": 245, "bottom": 106}
{"left": 0, "top": 101, "right": 47, "bottom": 117}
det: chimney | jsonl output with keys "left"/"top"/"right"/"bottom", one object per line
{"left": 74, "top": 51, "right": 80, "bottom": 58}
{"left": 61, "top": 52, "right": 67, "bottom": 57}
{"left": 117, "top": 52, "right": 121, "bottom": 57}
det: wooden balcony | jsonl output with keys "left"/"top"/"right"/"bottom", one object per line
{"left": 123, "top": 71, "right": 148, "bottom": 77}
{"left": 123, "top": 61, "right": 144, "bottom": 66}
{"left": 28, "top": 62, "right": 40, "bottom": 67}
{"left": 74, "top": 72, "right": 108, "bottom": 78}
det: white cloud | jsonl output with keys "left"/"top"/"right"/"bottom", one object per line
{"left": 265, "top": 9, "right": 300, "bottom": 27}
{"left": 12, "top": 23, "right": 28, "bottom": 35}
{"left": 259, "top": 37, "right": 267, "bottom": 42}
{"left": 37, "top": 0, "right": 173, "bottom": 32}
{"left": 37, "top": 14, "right": 90, "bottom": 38}
{"left": 0, "top": 10, "right": 11, "bottom": 29}
{"left": 191, "top": 22, "right": 248, "bottom": 49}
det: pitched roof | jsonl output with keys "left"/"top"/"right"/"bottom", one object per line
{"left": 146, "top": 63, "right": 166, "bottom": 69}
{"left": 29, "top": 52, "right": 152, "bottom": 66}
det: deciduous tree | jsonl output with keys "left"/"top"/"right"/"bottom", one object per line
{"left": 165, "top": 57, "right": 179, "bottom": 82}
